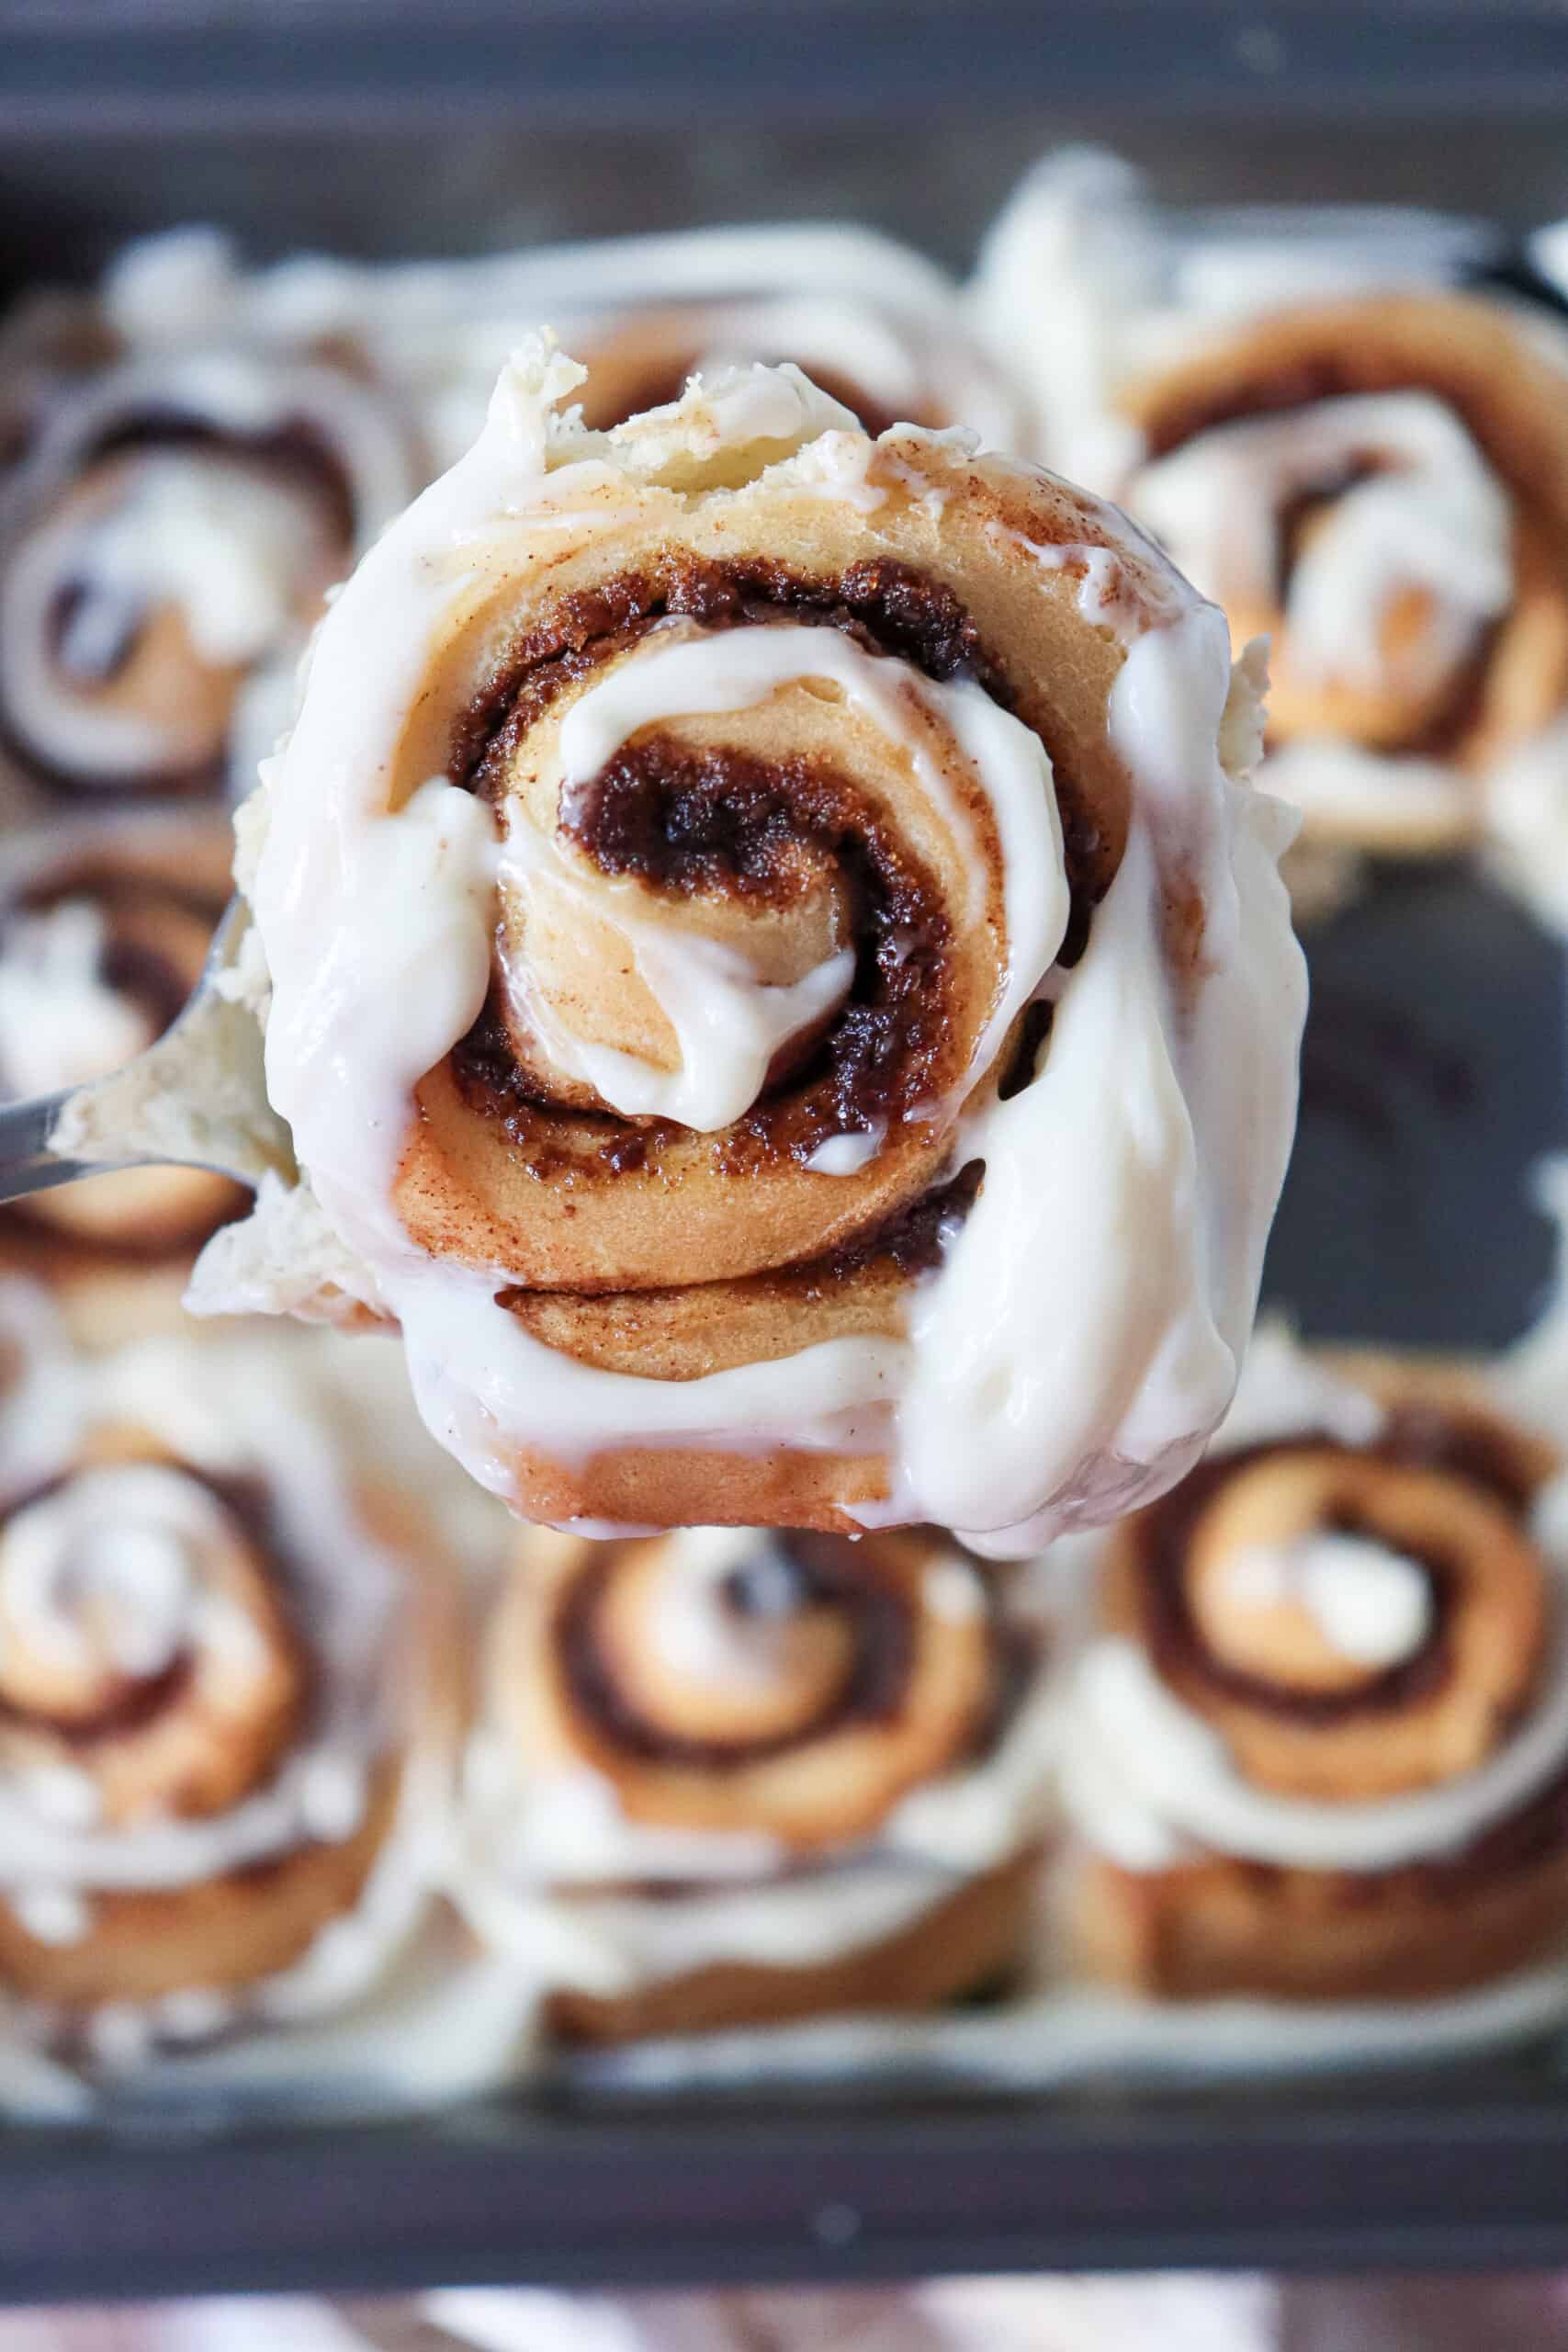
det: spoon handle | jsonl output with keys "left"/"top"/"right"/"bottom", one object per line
{"left": 0, "top": 1088, "right": 121, "bottom": 1201}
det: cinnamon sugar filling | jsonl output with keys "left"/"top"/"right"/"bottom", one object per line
{"left": 446, "top": 554, "right": 1099, "bottom": 1294}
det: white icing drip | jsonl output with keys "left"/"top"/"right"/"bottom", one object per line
{"left": 882, "top": 607, "right": 1303, "bottom": 1550}
{"left": 805, "top": 1123, "right": 886, "bottom": 1176}
{"left": 1060, "top": 1614, "right": 1568, "bottom": 1875}
{"left": 238, "top": 346, "right": 1303, "bottom": 1555}
{"left": 10, "top": 1886, "right": 91, "bottom": 1947}
{"left": 499, "top": 810, "right": 855, "bottom": 1133}
{"left": 1131, "top": 392, "right": 1513, "bottom": 707}
{"left": 1222, "top": 1533, "right": 1434, "bottom": 1670}
{"left": 0, "top": 903, "right": 153, "bottom": 1098}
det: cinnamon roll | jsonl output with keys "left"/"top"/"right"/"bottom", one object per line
{"left": 190, "top": 339, "right": 1305, "bottom": 1549}
{"left": 975, "top": 155, "right": 1568, "bottom": 860}
{"left": 457, "top": 1524, "right": 1055, "bottom": 2042}
{"left": 0, "top": 1318, "right": 462, "bottom": 2093}
{"left": 1058, "top": 1324, "right": 1568, "bottom": 2004}
{"left": 491, "top": 225, "right": 1023, "bottom": 454}
{"left": 0, "top": 816, "right": 245, "bottom": 1261}
{"left": 1121, "top": 297, "right": 1568, "bottom": 857}
{"left": 0, "top": 345, "right": 415, "bottom": 811}
{"left": 101, "top": 224, "right": 1024, "bottom": 475}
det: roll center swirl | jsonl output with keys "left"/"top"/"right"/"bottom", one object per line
{"left": 0, "top": 1455, "right": 307, "bottom": 1825}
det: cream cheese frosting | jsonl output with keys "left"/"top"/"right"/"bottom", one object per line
{"left": 184, "top": 338, "right": 1304, "bottom": 1550}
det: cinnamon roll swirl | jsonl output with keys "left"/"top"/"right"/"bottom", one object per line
{"left": 975, "top": 155, "right": 1568, "bottom": 860}
{"left": 1058, "top": 1325, "right": 1568, "bottom": 2004}
{"left": 193, "top": 339, "right": 1305, "bottom": 1549}
{"left": 457, "top": 1524, "right": 1055, "bottom": 2042}
{"left": 0, "top": 1320, "right": 461, "bottom": 2091}
{"left": 101, "top": 224, "right": 1023, "bottom": 475}
{"left": 0, "top": 346, "right": 414, "bottom": 810}
{"left": 0, "top": 816, "right": 245, "bottom": 1261}
{"left": 488, "top": 225, "right": 1023, "bottom": 453}
{"left": 1121, "top": 298, "right": 1568, "bottom": 856}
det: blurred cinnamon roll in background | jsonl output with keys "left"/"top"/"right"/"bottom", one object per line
{"left": 1057, "top": 1325, "right": 1568, "bottom": 2005}
{"left": 0, "top": 816, "right": 246, "bottom": 1279}
{"left": 189, "top": 343, "right": 1303, "bottom": 1548}
{"left": 0, "top": 1302, "right": 463, "bottom": 2103}
{"left": 98, "top": 223, "right": 1023, "bottom": 474}
{"left": 0, "top": 345, "right": 414, "bottom": 813}
{"left": 974, "top": 153, "right": 1568, "bottom": 876}
{"left": 457, "top": 1523, "right": 1055, "bottom": 2044}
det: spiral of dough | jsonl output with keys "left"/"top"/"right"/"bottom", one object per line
{"left": 0, "top": 349, "right": 413, "bottom": 806}
{"left": 1120, "top": 296, "right": 1568, "bottom": 851}
{"left": 491, "top": 1524, "right": 1001, "bottom": 1850}
{"left": 230, "top": 339, "right": 1304, "bottom": 1545}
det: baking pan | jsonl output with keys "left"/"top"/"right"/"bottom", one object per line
{"left": 2, "top": 84, "right": 1568, "bottom": 2297}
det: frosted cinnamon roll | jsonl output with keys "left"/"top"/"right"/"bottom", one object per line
{"left": 189, "top": 339, "right": 1305, "bottom": 1549}
{"left": 0, "top": 347, "right": 414, "bottom": 810}
{"left": 103, "top": 225, "right": 1024, "bottom": 476}
{"left": 0, "top": 1324, "right": 461, "bottom": 2093}
{"left": 520, "top": 227, "right": 1023, "bottom": 453}
{"left": 1120, "top": 298, "right": 1568, "bottom": 856}
{"left": 457, "top": 1524, "right": 1055, "bottom": 2042}
{"left": 1058, "top": 1325, "right": 1568, "bottom": 2004}
{"left": 0, "top": 817, "right": 244, "bottom": 1261}
{"left": 974, "top": 156, "right": 1568, "bottom": 860}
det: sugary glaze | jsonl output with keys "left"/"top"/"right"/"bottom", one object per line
{"left": 454, "top": 1521, "right": 1057, "bottom": 2037}
{"left": 1056, "top": 1324, "right": 1568, "bottom": 2002}
{"left": 0, "top": 814, "right": 244, "bottom": 1257}
{"left": 0, "top": 347, "right": 415, "bottom": 810}
{"left": 0, "top": 1303, "right": 463, "bottom": 2092}
{"left": 196, "top": 340, "right": 1304, "bottom": 1547}
{"left": 972, "top": 153, "right": 1568, "bottom": 864}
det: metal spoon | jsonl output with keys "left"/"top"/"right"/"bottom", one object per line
{"left": 0, "top": 894, "right": 293, "bottom": 1204}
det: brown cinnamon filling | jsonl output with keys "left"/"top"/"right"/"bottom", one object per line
{"left": 1127, "top": 1430, "right": 1524, "bottom": 1727}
